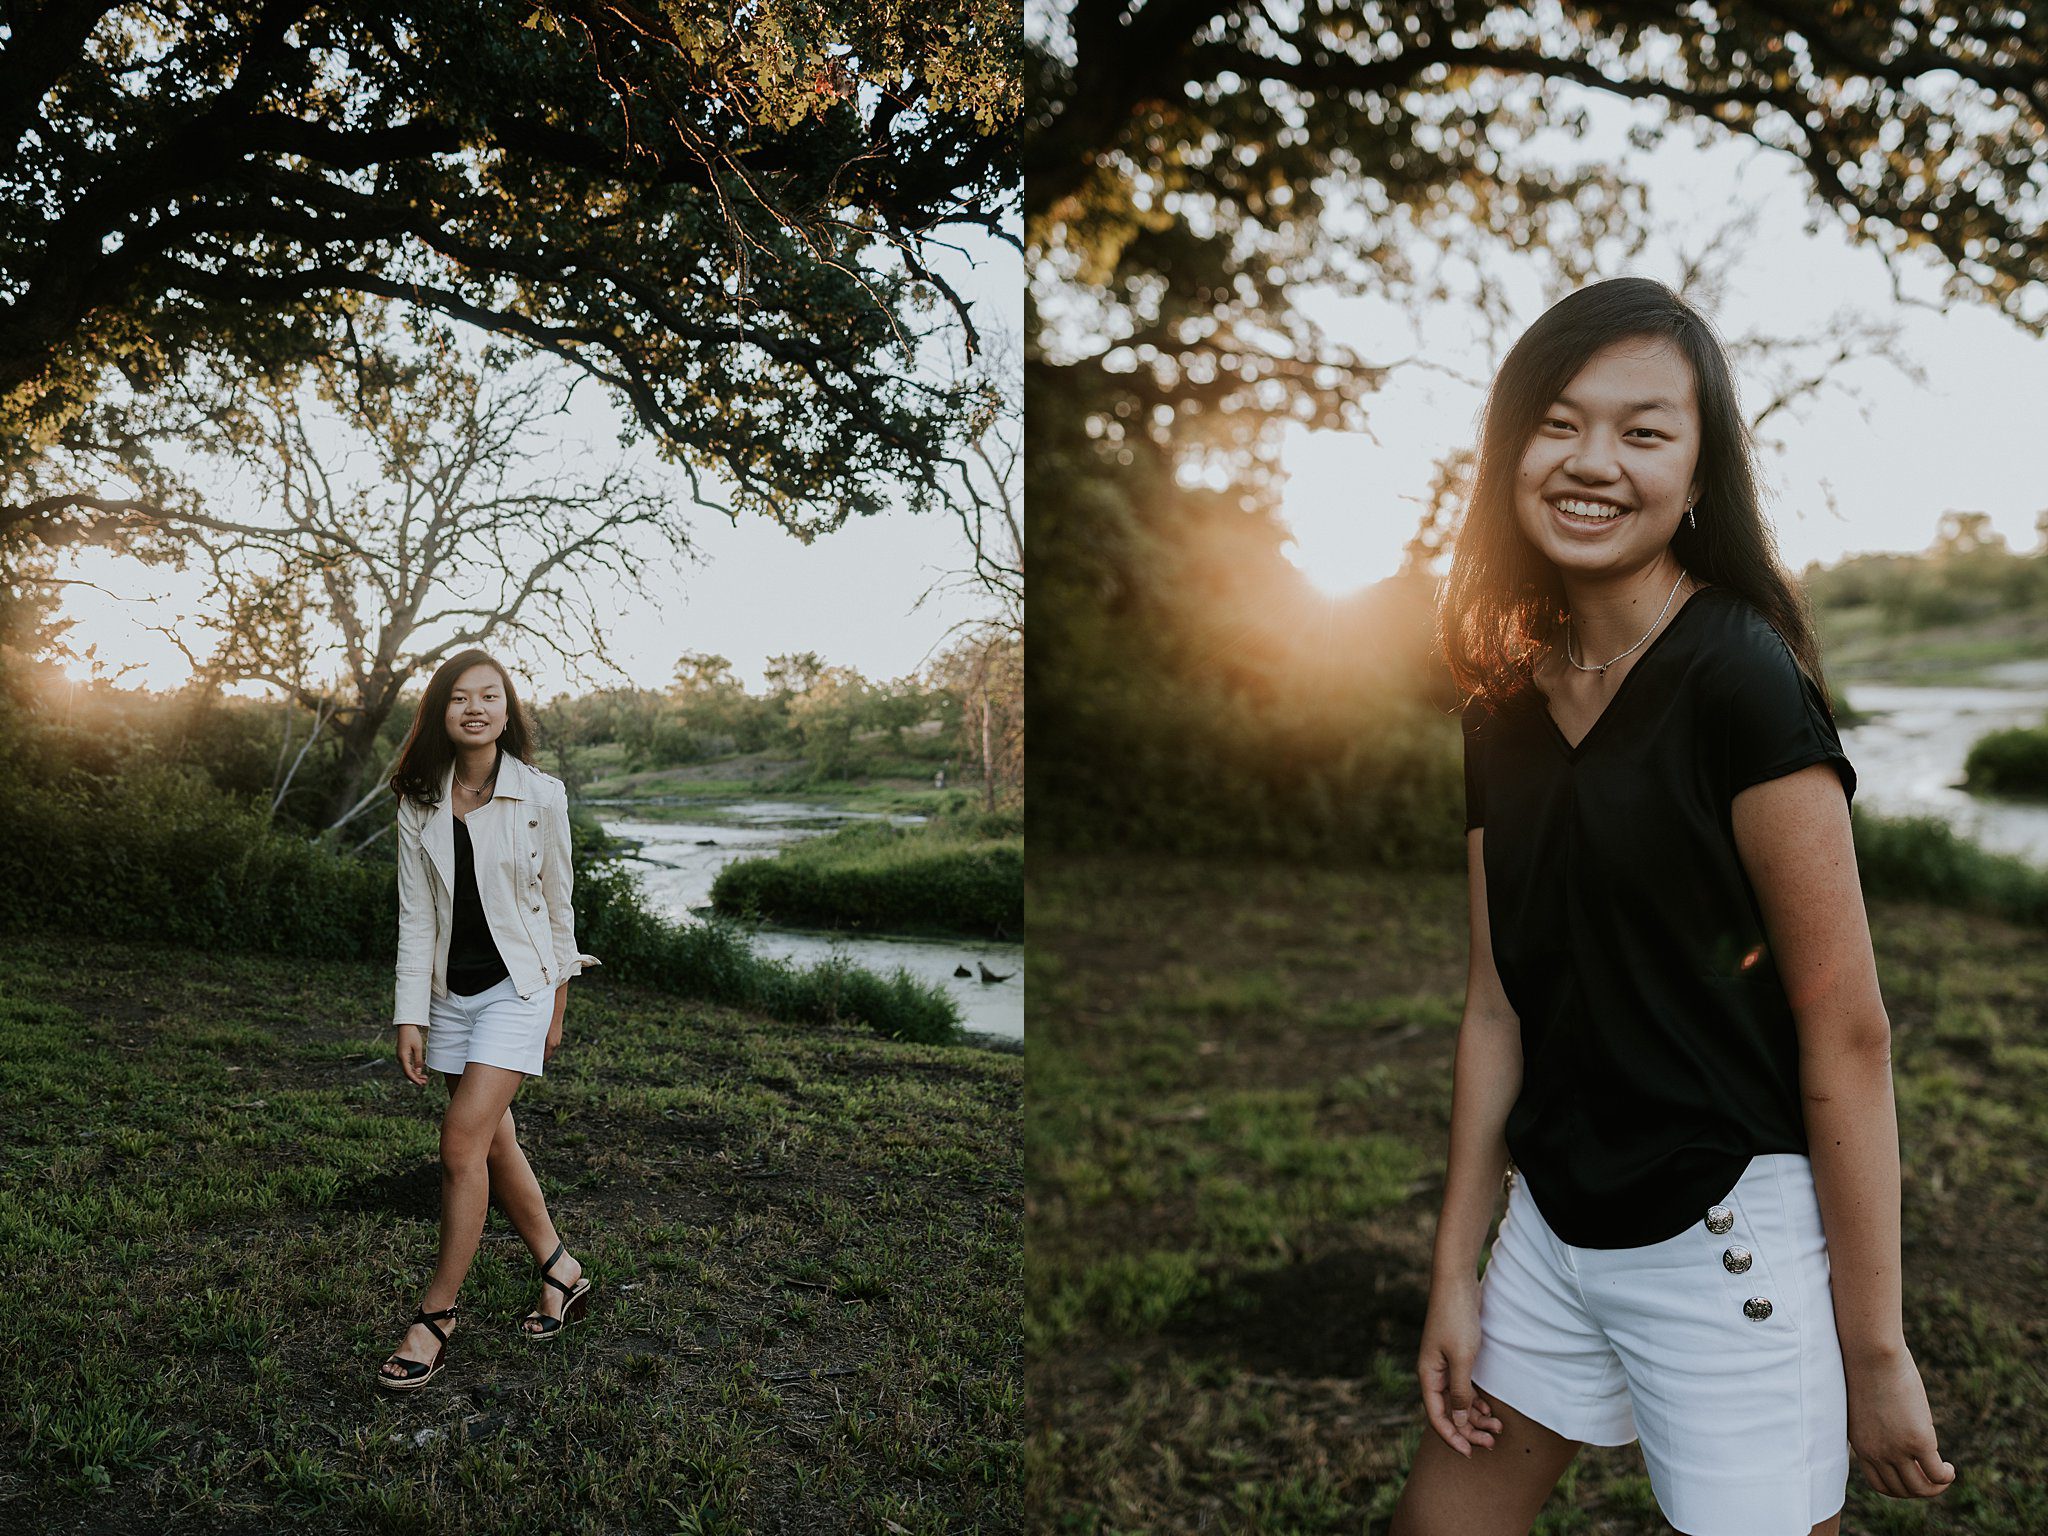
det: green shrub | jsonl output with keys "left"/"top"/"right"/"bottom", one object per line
{"left": 576, "top": 860, "right": 959, "bottom": 1043}
{"left": 1032, "top": 682, "right": 1466, "bottom": 870}
{"left": 1852, "top": 810, "right": 2048, "bottom": 926}
{"left": 709, "top": 815, "right": 1024, "bottom": 938}
{"left": 0, "top": 761, "right": 391, "bottom": 957}
{"left": 1962, "top": 723, "right": 2048, "bottom": 799}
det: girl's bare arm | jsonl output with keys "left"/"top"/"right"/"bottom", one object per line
{"left": 1732, "top": 761, "right": 1954, "bottom": 1501}
{"left": 1433, "top": 829, "right": 1525, "bottom": 1293}
{"left": 1413, "top": 830, "right": 1524, "bottom": 1455}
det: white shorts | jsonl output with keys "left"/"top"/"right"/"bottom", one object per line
{"left": 1471, "top": 1152, "right": 1850, "bottom": 1536}
{"left": 424, "top": 975, "right": 553, "bottom": 1078}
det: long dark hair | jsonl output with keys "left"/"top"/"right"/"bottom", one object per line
{"left": 1438, "top": 277, "right": 1831, "bottom": 712}
{"left": 388, "top": 649, "right": 535, "bottom": 809}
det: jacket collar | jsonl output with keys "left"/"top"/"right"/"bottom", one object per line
{"left": 421, "top": 746, "right": 537, "bottom": 892}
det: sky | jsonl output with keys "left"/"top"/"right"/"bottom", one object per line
{"left": 50, "top": 224, "right": 1021, "bottom": 699}
{"left": 1276, "top": 89, "right": 2048, "bottom": 596}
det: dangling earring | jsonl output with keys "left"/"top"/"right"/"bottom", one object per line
{"left": 1687, "top": 497, "right": 1698, "bottom": 531}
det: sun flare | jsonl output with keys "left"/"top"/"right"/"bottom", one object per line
{"left": 1278, "top": 427, "right": 1417, "bottom": 597}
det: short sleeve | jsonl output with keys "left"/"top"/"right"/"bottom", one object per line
{"left": 1719, "top": 620, "right": 1857, "bottom": 806}
{"left": 1461, "top": 702, "right": 1487, "bottom": 831}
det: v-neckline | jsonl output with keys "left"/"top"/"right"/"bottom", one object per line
{"left": 1535, "top": 586, "right": 1719, "bottom": 760}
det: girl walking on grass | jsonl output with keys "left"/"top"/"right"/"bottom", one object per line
{"left": 375, "top": 649, "right": 601, "bottom": 1390}
{"left": 1390, "top": 279, "right": 1953, "bottom": 1535}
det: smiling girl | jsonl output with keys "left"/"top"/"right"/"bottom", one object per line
{"left": 373, "top": 649, "right": 599, "bottom": 1391}
{"left": 1389, "top": 279, "right": 1952, "bottom": 1535}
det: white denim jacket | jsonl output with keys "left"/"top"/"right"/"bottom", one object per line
{"left": 393, "top": 751, "right": 600, "bottom": 1028}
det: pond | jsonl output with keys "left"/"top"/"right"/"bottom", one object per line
{"left": 587, "top": 798, "right": 1024, "bottom": 1042}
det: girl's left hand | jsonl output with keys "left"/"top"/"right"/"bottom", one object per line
{"left": 545, "top": 987, "right": 567, "bottom": 1062}
{"left": 1847, "top": 1343, "right": 1956, "bottom": 1500}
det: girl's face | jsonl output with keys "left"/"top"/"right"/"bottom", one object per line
{"left": 1512, "top": 335, "right": 1704, "bottom": 582}
{"left": 444, "top": 664, "right": 509, "bottom": 750}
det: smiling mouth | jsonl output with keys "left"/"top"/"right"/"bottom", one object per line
{"left": 1550, "top": 496, "right": 1633, "bottom": 523}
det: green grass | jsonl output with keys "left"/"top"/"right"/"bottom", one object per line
{"left": 1027, "top": 850, "right": 2048, "bottom": 1533}
{"left": 710, "top": 813, "right": 1024, "bottom": 941}
{"left": 0, "top": 932, "right": 1020, "bottom": 1531}
{"left": 1816, "top": 602, "right": 2048, "bottom": 685}
{"left": 580, "top": 754, "right": 975, "bottom": 818}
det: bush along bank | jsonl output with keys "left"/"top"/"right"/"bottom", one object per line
{"left": 709, "top": 810, "right": 1024, "bottom": 941}
{"left": 0, "top": 761, "right": 961, "bottom": 1045}
{"left": 1962, "top": 722, "right": 2048, "bottom": 800}
{"left": 1851, "top": 808, "right": 2048, "bottom": 927}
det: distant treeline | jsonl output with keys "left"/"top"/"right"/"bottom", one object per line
{"left": 1802, "top": 513, "right": 2048, "bottom": 630}
{"left": 546, "top": 650, "right": 980, "bottom": 785}
{"left": 23, "top": 642, "right": 1016, "bottom": 842}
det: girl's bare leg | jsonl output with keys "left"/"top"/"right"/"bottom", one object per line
{"left": 377, "top": 1062, "right": 525, "bottom": 1379}
{"left": 1390, "top": 1395, "right": 1844, "bottom": 1536}
{"left": 482, "top": 1105, "right": 583, "bottom": 1328}
{"left": 1388, "top": 1393, "right": 1583, "bottom": 1536}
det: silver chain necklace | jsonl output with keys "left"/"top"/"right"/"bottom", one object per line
{"left": 1566, "top": 572, "right": 1689, "bottom": 676}
{"left": 454, "top": 744, "right": 501, "bottom": 796}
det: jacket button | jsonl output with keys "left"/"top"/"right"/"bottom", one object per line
{"left": 1705, "top": 1205, "right": 1734, "bottom": 1235}
{"left": 529, "top": 819, "right": 538, "bottom": 827}
{"left": 531, "top": 904, "right": 541, "bottom": 913}
{"left": 1722, "top": 1246, "right": 1752, "bottom": 1274}
{"left": 1743, "top": 1297, "right": 1773, "bottom": 1321}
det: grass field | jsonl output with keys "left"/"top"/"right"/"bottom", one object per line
{"left": 1026, "top": 852, "right": 2048, "bottom": 1534}
{"left": 0, "top": 931, "right": 1020, "bottom": 1533}
{"left": 578, "top": 751, "right": 971, "bottom": 818}
{"left": 1816, "top": 604, "right": 2048, "bottom": 687}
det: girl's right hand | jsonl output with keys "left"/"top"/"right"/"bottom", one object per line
{"left": 1417, "top": 1282, "right": 1504, "bottom": 1456}
{"left": 395, "top": 1024, "right": 426, "bottom": 1085}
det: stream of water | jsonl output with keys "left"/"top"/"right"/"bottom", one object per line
{"left": 1839, "top": 676, "right": 2048, "bottom": 866}
{"left": 589, "top": 799, "right": 1023, "bottom": 1041}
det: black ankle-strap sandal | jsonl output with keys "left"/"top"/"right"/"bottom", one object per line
{"left": 375, "top": 1303, "right": 457, "bottom": 1391}
{"left": 521, "top": 1241, "right": 593, "bottom": 1341}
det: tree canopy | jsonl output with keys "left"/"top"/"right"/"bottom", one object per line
{"left": 1, "top": 0, "right": 1020, "bottom": 548}
{"left": 1025, "top": 1, "right": 2048, "bottom": 859}
{"left": 1029, "top": 1, "right": 2048, "bottom": 470}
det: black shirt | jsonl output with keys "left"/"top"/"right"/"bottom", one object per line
{"left": 1461, "top": 585, "right": 1857, "bottom": 1248}
{"left": 446, "top": 814, "right": 511, "bottom": 997}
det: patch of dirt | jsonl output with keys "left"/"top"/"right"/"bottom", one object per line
{"left": 1171, "top": 1244, "right": 1437, "bottom": 1380}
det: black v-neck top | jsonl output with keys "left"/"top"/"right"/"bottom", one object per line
{"left": 1461, "top": 586, "right": 1857, "bottom": 1248}
{"left": 446, "top": 813, "right": 511, "bottom": 997}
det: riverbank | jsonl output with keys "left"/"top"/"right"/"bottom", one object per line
{"left": 591, "top": 798, "right": 1025, "bottom": 1041}
{"left": 710, "top": 814, "right": 1023, "bottom": 941}
{"left": 577, "top": 750, "right": 968, "bottom": 818}
{"left": 1818, "top": 602, "right": 2048, "bottom": 687}
{"left": 1, "top": 931, "right": 1021, "bottom": 1531}
{"left": 1028, "top": 851, "right": 2048, "bottom": 1532}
